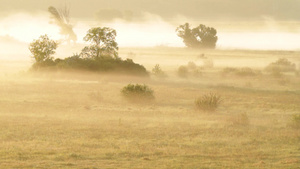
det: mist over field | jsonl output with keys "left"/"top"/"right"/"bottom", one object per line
{"left": 0, "top": 0, "right": 300, "bottom": 168}
{"left": 0, "top": 0, "right": 300, "bottom": 57}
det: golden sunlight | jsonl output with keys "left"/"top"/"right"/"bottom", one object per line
{"left": 0, "top": 12, "right": 61, "bottom": 42}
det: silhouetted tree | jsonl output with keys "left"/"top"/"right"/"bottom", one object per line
{"left": 81, "top": 27, "right": 119, "bottom": 58}
{"left": 176, "top": 23, "right": 218, "bottom": 49}
{"left": 29, "top": 34, "right": 58, "bottom": 63}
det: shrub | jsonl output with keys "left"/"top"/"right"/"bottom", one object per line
{"left": 152, "top": 64, "right": 167, "bottom": 78}
{"left": 290, "top": 114, "right": 300, "bottom": 129}
{"left": 121, "top": 84, "right": 154, "bottom": 102}
{"left": 195, "top": 93, "right": 221, "bottom": 111}
{"left": 177, "top": 66, "right": 189, "bottom": 78}
{"left": 31, "top": 58, "right": 56, "bottom": 70}
{"left": 54, "top": 55, "right": 149, "bottom": 76}
{"left": 177, "top": 62, "right": 202, "bottom": 78}
{"left": 269, "top": 67, "right": 283, "bottom": 78}
{"left": 265, "top": 58, "right": 296, "bottom": 73}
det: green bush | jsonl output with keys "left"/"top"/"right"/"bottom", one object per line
{"left": 121, "top": 84, "right": 154, "bottom": 102}
{"left": 195, "top": 93, "right": 221, "bottom": 111}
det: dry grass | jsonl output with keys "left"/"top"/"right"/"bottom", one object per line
{"left": 0, "top": 48, "right": 300, "bottom": 168}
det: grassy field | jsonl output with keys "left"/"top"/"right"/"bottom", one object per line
{"left": 0, "top": 48, "right": 299, "bottom": 168}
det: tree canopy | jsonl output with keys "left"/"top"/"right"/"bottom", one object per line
{"left": 176, "top": 23, "right": 218, "bottom": 49}
{"left": 29, "top": 34, "right": 58, "bottom": 63}
{"left": 82, "top": 27, "right": 118, "bottom": 58}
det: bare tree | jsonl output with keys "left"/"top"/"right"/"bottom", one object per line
{"left": 48, "top": 5, "right": 77, "bottom": 44}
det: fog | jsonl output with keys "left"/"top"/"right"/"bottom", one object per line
{"left": 1, "top": 1, "right": 300, "bottom": 168}
{"left": 0, "top": 0, "right": 300, "bottom": 61}
{"left": 0, "top": 0, "right": 299, "bottom": 56}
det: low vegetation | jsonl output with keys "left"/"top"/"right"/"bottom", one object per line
{"left": 2, "top": 44, "right": 300, "bottom": 168}
{"left": 29, "top": 29, "right": 149, "bottom": 76}
{"left": 265, "top": 58, "right": 296, "bottom": 73}
{"left": 121, "top": 84, "right": 154, "bottom": 102}
{"left": 195, "top": 93, "right": 221, "bottom": 112}
{"left": 222, "top": 67, "right": 259, "bottom": 77}
{"left": 177, "top": 65, "right": 189, "bottom": 78}
{"left": 152, "top": 64, "right": 167, "bottom": 78}
{"left": 177, "top": 62, "right": 202, "bottom": 78}
{"left": 54, "top": 55, "right": 148, "bottom": 76}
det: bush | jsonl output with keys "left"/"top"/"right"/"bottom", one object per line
{"left": 152, "top": 64, "right": 167, "bottom": 78}
{"left": 53, "top": 55, "right": 149, "bottom": 76}
{"left": 31, "top": 58, "right": 56, "bottom": 70}
{"left": 121, "top": 84, "right": 154, "bottom": 102}
{"left": 178, "top": 62, "right": 202, "bottom": 78}
{"left": 269, "top": 67, "right": 283, "bottom": 78}
{"left": 265, "top": 58, "right": 296, "bottom": 73}
{"left": 195, "top": 93, "right": 221, "bottom": 111}
{"left": 177, "top": 66, "right": 189, "bottom": 78}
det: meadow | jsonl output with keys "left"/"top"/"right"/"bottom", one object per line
{"left": 0, "top": 48, "right": 299, "bottom": 168}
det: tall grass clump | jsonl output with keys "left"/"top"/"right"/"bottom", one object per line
{"left": 195, "top": 93, "right": 221, "bottom": 112}
{"left": 121, "top": 84, "right": 154, "bottom": 102}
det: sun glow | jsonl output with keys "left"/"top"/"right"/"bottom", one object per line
{"left": 0, "top": 12, "right": 61, "bottom": 42}
{"left": 0, "top": 12, "right": 300, "bottom": 52}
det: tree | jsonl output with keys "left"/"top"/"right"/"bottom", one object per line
{"left": 48, "top": 5, "right": 77, "bottom": 43}
{"left": 176, "top": 23, "right": 218, "bottom": 49}
{"left": 29, "top": 34, "right": 58, "bottom": 63}
{"left": 81, "top": 27, "right": 119, "bottom": 59}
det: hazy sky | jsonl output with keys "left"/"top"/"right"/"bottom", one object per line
{"left": 0, "top": 0, "right": 300, "bottom": 57}
{"left": 1, "top": 0, "right": 299, "bottom": 21}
